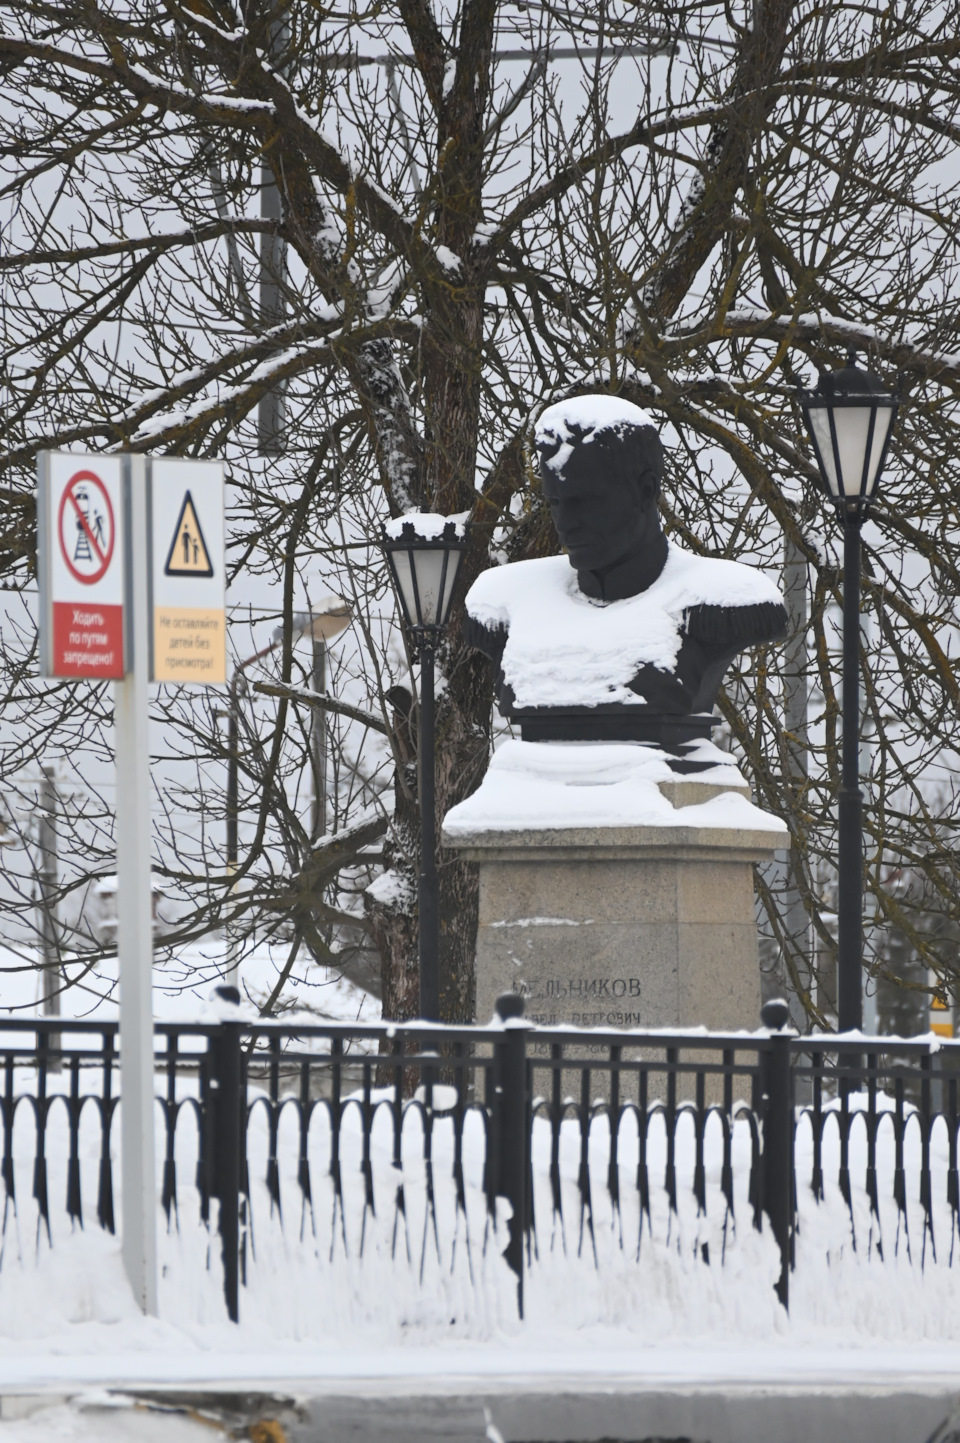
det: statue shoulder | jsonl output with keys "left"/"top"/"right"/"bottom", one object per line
{"left": 465, "top": 554, "right": 569, "bottom": 626}
{"left": 663, "top": 548, "right": 787, "bottom": 648}
{"left": 465, "top": 555, "right": 570, "bottom": 663}
{"left": 682, "top": 600, "right": 788, "bottom": 647}
{"left": 664, "top": 547, "right": 781, "bottom": 604}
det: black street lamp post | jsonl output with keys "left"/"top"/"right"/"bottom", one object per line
{"left": 382, "top": 515, "right": 468, "bottom": 1021}
{"left": 798, "top": 351, "right": 898, "bottom": 1033}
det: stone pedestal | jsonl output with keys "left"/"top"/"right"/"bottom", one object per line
{"left": 450, "top": 821, "right": 780, "bottom": 1031}
{"left": 442, "top": 740, "right": 787, "bottom": 1032}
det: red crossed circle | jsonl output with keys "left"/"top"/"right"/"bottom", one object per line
{"left": 57, "top": 471, "right": 115, "bottom": 585}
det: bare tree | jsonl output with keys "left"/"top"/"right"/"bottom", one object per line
{"left": 1, "top": 0, "right": 960, "bottom": 1026}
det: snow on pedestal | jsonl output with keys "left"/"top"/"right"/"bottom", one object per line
{"left": 443, "top": 740, "right": 787, "bottom": 1035}
{"left": 444, "top": 737, "right": 783, "bottom": 836}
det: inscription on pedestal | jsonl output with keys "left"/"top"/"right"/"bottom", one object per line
{"left": 517, "top": 975, "right": 644, "bottom": 1029}
{"left": 473, "top": 885, "right": 683, "bottom": 1031}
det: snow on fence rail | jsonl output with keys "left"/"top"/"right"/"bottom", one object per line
{"left": 1, "top": 996, "right": 959, "bottom": 1328}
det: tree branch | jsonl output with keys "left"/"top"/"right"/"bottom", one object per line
{"left": 254, "top": 681, "right": 390, "bottom": 736}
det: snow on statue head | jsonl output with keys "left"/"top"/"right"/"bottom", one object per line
{"left": 534, "top": 396, "right": 666, "bottom": 602}
{"left": 465, "top": 393, "right": 788, "bottom": 760}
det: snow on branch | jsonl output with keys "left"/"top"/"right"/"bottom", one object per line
{"left": 671, "top": 310, "right": 960, "bottom": 381}
{"left": 300, "top": 813, "right": 389, "bottom": 879}
{"left": 124, "top": 61, "right": 274, "bottom": 117}
{"left": 127, "top": 337, "right": 339, "bottom": 443}
{"left": 435, "top": 245, "right": 462, "bottom": 274}
{"left": 356, "top": 338, "right": 423, "bottom": 512}
{"left": 117, "top": 317, "right": 340, "bottom": 426}
{"left": 253, "top": 681, "right": 389, "bottom": 736}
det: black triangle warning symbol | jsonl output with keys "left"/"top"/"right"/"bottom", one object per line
{"left": 164, "top": 491, "right": 214, "bottom": 577}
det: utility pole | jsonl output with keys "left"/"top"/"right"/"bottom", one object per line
{"left": 257, "top": 160, "right": 285, "bottom": 454}
{"left": 311, "top": 639, "right": 327, "bottom": 840}
{"left": 37, "top": 764, "right": 60, "bottom": 1018}
{"left": 258, "top": 19, "right": 288, "bottom": 456}
{"left": 225, "top": 678, "right": 240, "bottom": 988}
{"left": 384, "top": 60, "right": 424, "bottom": 199}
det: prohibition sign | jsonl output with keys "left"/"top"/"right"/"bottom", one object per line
{"left": 57, "top": 470, "right": 115, "bottom": 585}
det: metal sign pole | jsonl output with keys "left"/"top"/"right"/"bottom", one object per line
{"left": 115, "top": 453, "right": 158, "bottom": 1315}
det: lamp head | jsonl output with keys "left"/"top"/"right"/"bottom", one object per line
{"left": 799, "top": 349, "right": 898, "bottom": 523}
{"left": 381, "top": 513, "right": 469, "bottom": 651}
{"left": 273, "top": 598, "right": 353, "bottom": 648}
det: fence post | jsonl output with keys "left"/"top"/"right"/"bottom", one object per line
{"left": 494, "top": 993, "right": 529, "bottom": 1319}
{"left": 760, "top": 998, "right": 793, "bottom": 1310}
{"left": 206, "top": 988, "right": 242, "bottom": 1323}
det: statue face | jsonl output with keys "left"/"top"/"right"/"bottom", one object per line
{"left": 540, "top": 443, "right": 654, "bottom": 574}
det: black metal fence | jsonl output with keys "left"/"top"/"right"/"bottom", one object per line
{"left": 2, "top": 994, "right": 958, "bottom": 1321}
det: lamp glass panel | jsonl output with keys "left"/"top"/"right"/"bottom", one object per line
{"left": 389, "top": 549, "right": 422, "bottom": 627}
{"left": 808, "top": 407, "right": 840, "bottom": 496}
{"left": 436, "top": 548, "right": 463, "bottom": 627}
{"left": 830, "top": 404, "right": 874, "bottom": 498}
{"left": 407, "top": 547, "right": 448, "bottom": 626}
{"left": 863, "top": 406, "right": 895, "bottom": 498}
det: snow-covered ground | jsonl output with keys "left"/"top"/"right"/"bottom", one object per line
{"left": 0, "top": 938, "right": 378, "bottom": 1029}
{"left": 2, "top": 1063, "right": 960, "bottom": 1379}
{"left": 7, "top": 939, "right": 950, "bottom": 1429}
{"left": 0, "top": 1398, "right": 232, "bottom": 1442}
{"left": 2, "top": 941, "right": 960, "bottom": 1410}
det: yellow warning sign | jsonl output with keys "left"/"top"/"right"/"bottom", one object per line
{"left": 153, "top": 607, "right": 226, "bottom": 683}
{"left": 931, "top": 993, "right": 953, "bottom": 1038}
{"left": 164, "top": 492, "right": 214, "bottom": 577}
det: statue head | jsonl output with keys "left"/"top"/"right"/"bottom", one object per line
{"left": 534, "top": 396, "right": 665, "bottom": 599}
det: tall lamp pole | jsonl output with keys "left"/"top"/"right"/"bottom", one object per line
{"left": 381, "top": 515, "right": 468, "bottom": 1021}
{"left": 297, "top": 598, "right": 353, "bottom": 839}
{"left": 224, "top": 598, "right": 352, "bottom": 984}
{"left": 798, "top": 350, "right": 898, "bottom": 1033}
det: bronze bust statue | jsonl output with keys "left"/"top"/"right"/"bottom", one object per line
{"left": 465, "top": 396, "right": 787, "bottom": 763}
